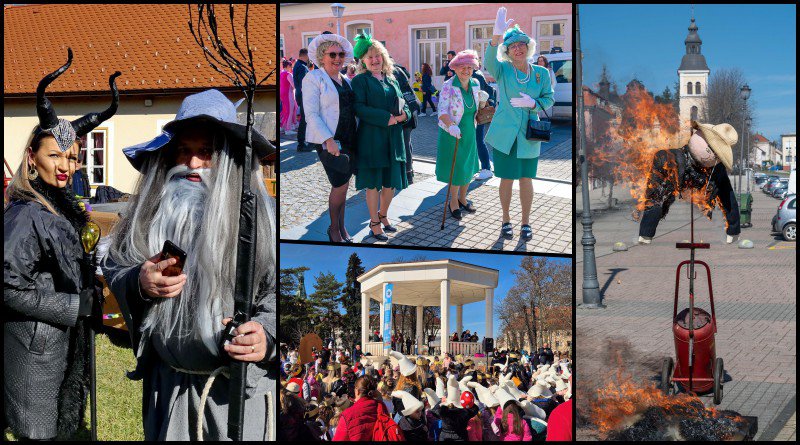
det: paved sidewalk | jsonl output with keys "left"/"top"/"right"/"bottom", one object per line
{"left": 279, "top": 120, "right": 573, "bottom": 253}
{"left": 575, "top": 180, "right": 796, "bottom": 440}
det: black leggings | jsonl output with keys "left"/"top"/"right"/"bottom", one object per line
{"left": 421, "top": 92, "right": 436, "bottom": 113}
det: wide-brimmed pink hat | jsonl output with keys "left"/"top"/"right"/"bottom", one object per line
{"left": 449, "top": 49, "right": 480, "bottom": 70}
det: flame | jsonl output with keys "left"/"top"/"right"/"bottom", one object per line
{"left": 589, "top": 367, "right": 745, "bottom": 440}
{"left": 587, "top": 82, "right": 717, "bottom": 217}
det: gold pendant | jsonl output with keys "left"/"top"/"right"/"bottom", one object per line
{"left": 536, "top": 72, "right": 541, "bottom": 84}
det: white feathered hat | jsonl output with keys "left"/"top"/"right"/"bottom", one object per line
{"left": 392, "top": 390, "right": 424, "bottom": 416}
{"left": 444, "top": 376, "right": 462, "bottom": 408}
{"left": 555, "top": 379, "right": 569, "bottom": 392}
{"left": 435, "top": 375, "right": 446, "bottom": 399}
{"left": 519, "top": 400, "right": 547, "bottom": 420}
{"left": 528, "top": 381, "right": 553, "bottom": 398}
{"left": 389, "top": 350, "right": 417, "bottom": 377}
{"left": 493, "top": 386, "right": 518, "bottom": 410}
{"left": 504, "top": 381, "right": 527, "bottom": 400}
{"left": 423, "top": 387, "right": 440, "bottom": 408}
{"left": 458, "top": 375, "right": 473, "bottom": 393}
{"left": 468, "top": 381, "right": 499, "bottom": 408}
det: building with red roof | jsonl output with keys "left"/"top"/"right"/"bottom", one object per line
{"left": 4, "top": 4, "right": 276, "bottom": 193}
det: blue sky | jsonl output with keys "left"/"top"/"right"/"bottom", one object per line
{"left": 280, "top": 243, "right": 571, "bottom": 339}
{"left": 581, "top": 4, "right": 796, "bottom": 141}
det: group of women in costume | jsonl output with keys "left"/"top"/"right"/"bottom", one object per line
{"left": 303, "top": 7, "right": 554, "bottom": 243}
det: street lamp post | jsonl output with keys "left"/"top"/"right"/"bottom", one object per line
{"left": 576, "top": 5, "right": 603, "bottom": 308}
{"left": 738, "top": 84, "right": 751, "bottom": 196}
{"left": 745, "top": 116, "right": 752, "bottom": 193}
{"left": 330, "top": 3, "right": 345, "bottom": 36}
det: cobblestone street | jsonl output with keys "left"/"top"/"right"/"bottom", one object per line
{"left": 575, "top": 180, "right": 796, "bottom": 440}
{"left": 279, "top": 116, "right": 573, "bottom": 253}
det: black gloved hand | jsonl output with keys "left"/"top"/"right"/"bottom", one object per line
{"left": 78, "top": 288, "right": 94, "bottom": 317}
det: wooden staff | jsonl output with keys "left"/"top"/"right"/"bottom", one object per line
{"left": 441, "top": 137, "right": 461, "bottom": 230}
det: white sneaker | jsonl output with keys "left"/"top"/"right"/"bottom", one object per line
{"left": 475, "top": 169, "right": 494, "bottom": 180}
{"left": 419, "top": 112, "right": 427, "bottom": 117}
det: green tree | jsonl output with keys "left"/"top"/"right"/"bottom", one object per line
{"left": 307, "top": 272, "right": 343, "bottom": 342}
{"left": 337, "top": 253, "right": 365, "bottom": 349}
{"left": 279, "top": 267, "right": 311, "bottom": 345}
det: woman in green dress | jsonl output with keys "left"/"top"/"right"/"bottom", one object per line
{"left": 484, "top": 7, "right": 555, "bottom": 241}
{"left": 435, "top": 49, "right": 490, "bottom": 221}
{"left": 350, "top": 33, "right": 410, "bottom": 242}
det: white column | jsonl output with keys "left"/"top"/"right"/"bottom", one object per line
{"left": 379, "top": 299, "right": 385, "bottom": 344}
{"left": 485, "top": 288, "right": 494, "bottom": 343}
{"left": 416, "top": 305, "right": 424, "bottom": 355}
{"left": 361, "top": 292, "right": 368, "bottom": 349}
{"left": 456, "top": 304, "right": 463, "bottom": 335}
{"left": 440, "top": 279, "right": 450, "bottom": 355}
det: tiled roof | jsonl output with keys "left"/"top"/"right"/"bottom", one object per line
{"left": 4, "top": 4, "right": 276, "bottom": 96}
{"left": 753, "top": 133, "right": 769, "bottom": 143}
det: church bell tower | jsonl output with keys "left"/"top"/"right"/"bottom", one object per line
{"left": 677, "top": 13, "right": 709, "bottom": 124}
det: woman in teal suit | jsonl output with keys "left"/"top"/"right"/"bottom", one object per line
{"left": 484, "top": 7, "right": 555, "bottom": 241}
{"left": 350, "top": 33, "right": 410, "bottom": 242}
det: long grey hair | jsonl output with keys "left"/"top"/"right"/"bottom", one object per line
{"left": 104, "top": 131, "right": 275, "bottom": 356}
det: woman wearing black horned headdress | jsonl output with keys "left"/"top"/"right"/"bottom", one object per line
{"left": 3, "top": 48, "right": 120, "bottom": 440}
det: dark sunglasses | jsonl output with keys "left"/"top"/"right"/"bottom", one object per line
{"left": 326, "top": 51, "right": 346, "bottom": 59}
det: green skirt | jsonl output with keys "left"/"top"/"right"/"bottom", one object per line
{"left": 355, "top": 159, "right": 408, "bottom": 191}
{"left": 493, "top": 141, "right": 539, "bottom": 180}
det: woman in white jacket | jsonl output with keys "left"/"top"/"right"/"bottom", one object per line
{"left": 302, "top": 33, "right": 357, "bottom": 242}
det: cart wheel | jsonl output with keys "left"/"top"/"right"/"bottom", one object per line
{"left": 661, "top": 357, "right": 674, "bottom": 395}
{"left": 713, "top": 357, "right": 724, "bottom": 405}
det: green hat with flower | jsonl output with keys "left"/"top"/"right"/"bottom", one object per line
{"left": 497, "top": 24, "right": 536, "bottom": 63}
{"left": 353, "top": 32, "right": 375, "bottom": 60}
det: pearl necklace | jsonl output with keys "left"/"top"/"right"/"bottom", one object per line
{"left": 459, "top": 77, "right": 475, "bottom": 109}
{"left": 514, "top": 63, "right": 530, "bottom": 84}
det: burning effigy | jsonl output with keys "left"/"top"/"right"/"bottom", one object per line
{"left": 589, "top": 82, "right": 742, "bottom": 244}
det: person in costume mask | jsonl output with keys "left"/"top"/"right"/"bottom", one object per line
{"left": 4, "top": 48, "right": 120, "bottom": 440}
{"left": 485, "top": 7, "right": 555, "bottom": 242}
{"left": 102, "top": 89, "right": 277, "bottom": 440}
{"left": 638, "top": 121, "right": 741, "bottom": 244}
{"left": 350, "top": 32, "right": 411, "bottom": 242}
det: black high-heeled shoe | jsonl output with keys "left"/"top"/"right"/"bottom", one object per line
{"left": 378, "top": 212, "right": 397, "bottom": 232}
{"left": 450, "top": 207, "right": 463, "bottom": 220}
{"left": 327, "top": 226, "right": 346, "bottom": 243}
{"left": 366, "top": 219, "right": 389, "bottom": 242}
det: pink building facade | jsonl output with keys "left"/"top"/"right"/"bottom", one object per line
{"left": 280, "top": 3, "right": 571, "bottom": 86}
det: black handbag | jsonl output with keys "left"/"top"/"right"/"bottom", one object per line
{"left": 526, "top": 101, "right": 552, "bottom": 142}
{"left": 312, "top": 143, "right": 351, "bottom": 174}
{"left": 501, "top": 66, "right": 552, "bottom": 142}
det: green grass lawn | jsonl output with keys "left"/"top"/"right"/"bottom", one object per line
{"left": 4, "top": 329, "right": 144, "bottom": 441}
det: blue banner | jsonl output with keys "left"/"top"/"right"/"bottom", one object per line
{"left": 383, "top": 283, "right": 393, "bottom": 352}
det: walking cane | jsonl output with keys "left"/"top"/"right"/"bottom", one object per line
{"left": 80, "top": 221, "right": 101, "bottom": 441}
{"left": 440, "top": 137, "right": 461, "bottom": 230}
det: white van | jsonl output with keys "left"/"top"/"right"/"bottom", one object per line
{"left": 541, "top": 51, "right": 573, "bottom": 120}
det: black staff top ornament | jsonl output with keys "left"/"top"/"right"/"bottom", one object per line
{"left": 34, "top": 48, "right": 121, "bottom": 152}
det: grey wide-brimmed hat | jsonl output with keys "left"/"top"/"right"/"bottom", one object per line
{"left": 122, "top": 89, "right": 275, "bottom": 172}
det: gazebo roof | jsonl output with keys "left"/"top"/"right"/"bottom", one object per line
{"left": 357, "top": 259, "right": 499, "bottom": 306}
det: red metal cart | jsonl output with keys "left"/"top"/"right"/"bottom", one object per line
{"left": 661, "top": 195, "right": 724, "bottom": 404}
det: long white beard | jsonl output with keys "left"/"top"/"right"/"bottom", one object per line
{"left": 142, "top": 164, "right": 222, "bottom": 354}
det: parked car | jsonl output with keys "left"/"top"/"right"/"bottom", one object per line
{"left": 541, "top": 50, "right": 572, "bottom": 120}
{"left": 771, "top": 194, "right": 796, "bottom": 241}
{"left": 771, "top": 183, "right": 789, "bottom": 198}
{"left": 754, "top": 173, "right": 771, "bottom": 186}
{"left": 763, "top": 177, "right": 783, "bottom": 194}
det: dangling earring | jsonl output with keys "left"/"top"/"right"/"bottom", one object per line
{"left": 29, "top": 164, "right": 39, "bottom": 180}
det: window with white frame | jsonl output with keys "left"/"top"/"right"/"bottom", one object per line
{"left": 537, "top": 20, "right": 567, "bottom": 54}
{"left": 280, "top": 35, "right": 285, "bottom": 58}
{"left": 77, "top": 129, "right": 107, "bottom": 186}
{"left": 346, "top": 23, "right": 372, "bottom": 42}
{"left": 412, "top": 27, "right": 448, "bottom": 76}
{"left": 468, "top": 24, "right": 493, "bottom": 70}
{"left": 301, "top": 32, "right": 319, "bottom": 51}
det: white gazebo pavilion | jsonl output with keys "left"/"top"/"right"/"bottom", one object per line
{"left": 357, "top": 259, "right": 499, "bottom": 358}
